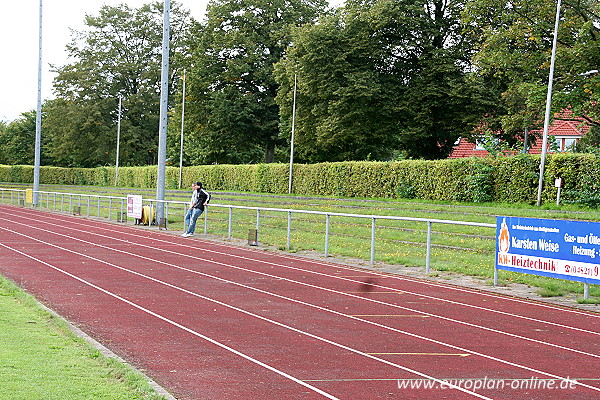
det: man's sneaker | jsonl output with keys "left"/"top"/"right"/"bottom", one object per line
{"left": 181, "top": 232, "right": 191, "bottom": 237}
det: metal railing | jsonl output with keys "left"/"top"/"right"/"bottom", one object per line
{"left": 0, "top": 188, "right": 496, "bottom": 273}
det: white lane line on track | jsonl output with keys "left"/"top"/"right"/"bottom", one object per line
{"left": 3, "top": 207, "right": 599, "bottom": 337}
{"left": 0, "top": 235, "right": 492, "bottom": 400}
{"left": 1, "top": 225, "right": 600, "bottom": 394}
{"left": 4, "top": 205, "right": 598, "bottom": 322}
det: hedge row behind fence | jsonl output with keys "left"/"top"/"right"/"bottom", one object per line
{"left": 1, "top": 153, "right": 598, "bottom": 204}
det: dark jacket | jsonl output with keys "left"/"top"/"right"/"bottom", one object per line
{"left": 191, "top": 188, "right": 211, "bottom": 210}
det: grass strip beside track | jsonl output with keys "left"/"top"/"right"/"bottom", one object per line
{"left": 0, "top": 275, "right": 169, "bottom": 400}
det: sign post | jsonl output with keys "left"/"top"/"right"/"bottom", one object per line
{"left": 555, "top": 178, "right": 562, "bottom": 206}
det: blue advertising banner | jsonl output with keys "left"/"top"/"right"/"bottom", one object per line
{"left": 496, "top": 216, "right": 600, "bottom": 285}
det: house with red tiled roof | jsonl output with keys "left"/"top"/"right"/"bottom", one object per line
{"left": 448, "top": 110, "right": 590, "bottom": 158}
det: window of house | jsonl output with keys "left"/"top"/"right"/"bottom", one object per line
{"left": 564, "top": 138, "right": 577, "bottom": 151}
{"left": 553, "top": 137, "right": 563, "bottom": 151}
{"left": 475, "top": 137, "right": 498, "bottom": 150}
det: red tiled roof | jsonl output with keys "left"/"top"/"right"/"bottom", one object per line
{"left": 449, "top": 138, "right": 488, "bottom": 158}
{"left": 448, "top": 110, "right": 589, "bottom": 158}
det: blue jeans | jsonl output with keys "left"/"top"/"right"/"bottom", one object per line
{"left": 184, "top": 208, "right": 204, "bottom": 234}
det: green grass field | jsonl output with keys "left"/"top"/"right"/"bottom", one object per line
{"left": 0, "top": 276, "right": 168, "bottom": 400}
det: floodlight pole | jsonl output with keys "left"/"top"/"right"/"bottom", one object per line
{"left": 156, "top": 0, "right": 170, "bottom": 223}
{"left": 115, "top": 95, "right": 122, "bottom": 186}
{"left": 33, "top": 0, "right": 43, "bottom": 206}
{"left": 179, "top": 69, "right": 186, "bottom": 189}
{"left": 536, "top": 0, "right": 561, "bottom": 207}
{"left": 288, "top": 74, "right": 297, "bottom": 194}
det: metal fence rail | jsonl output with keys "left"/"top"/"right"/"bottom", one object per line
{"left": 0, "top": 188, "right": 496, "bottom": 273}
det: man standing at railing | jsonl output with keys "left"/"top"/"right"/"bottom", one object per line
{"left": 181, "top": 182, "right": 210, "bottom": 237}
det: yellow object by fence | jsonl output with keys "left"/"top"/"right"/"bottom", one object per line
{"left": 140, "top": 205, "right": 155, "bottom": 225}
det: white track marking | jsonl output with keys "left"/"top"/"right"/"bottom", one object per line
{"left": 0, "top": 238, "right": 493, "bottom": 400}
{"left": 1, "top": 225, "right": 600, "bottom": 394}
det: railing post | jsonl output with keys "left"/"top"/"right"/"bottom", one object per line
{"left": 256, "top": 209, "right": 261, "bottom": 243}
{"left": 165, "top": 201, "right": 169, "bottom": 226}
{"left": 370, "top": 217, "right": 376, "bottom": 266}
{"left": 493, "top": 265, "right": 499, "bottom": 287}
{"left": 183, "top": 207, "right": 188, "bottom": 232}
{"left": 325, "top": 214, "right": 331, "bottom": 257}
{"left": 287, "top": 211, "right": 292, "bottom": 250}
{"left": 584, "top": 283, "right": 590, "bottom": 300}
{"left": 426, "top": 221, "right": 432, "bottom": 274}
{"left": 228, "top": 207, "right": 233, "bottom": 238}
{"left": 204, "top": 206, "right": 208, "bottom": 234}
{"left": 120, "top": 199, "right": 124, "bottom": 222}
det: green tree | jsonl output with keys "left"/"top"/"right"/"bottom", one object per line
{"left": 45, "top": 2, "right": 194, "bottom": 167}
{"left": 0, "top": 111, "right": 48, "bottom": 165}
{"left": 462, "top": 0, "right": 600, "bottom": 141}
{"left": 0, "top": 121, "right": 6, "bottom": 163}
{"left": 276, "top": 0, "right": 487, "bottom": 161}
{"left": 181, "top": 0, "right": 327, "bottom": 165}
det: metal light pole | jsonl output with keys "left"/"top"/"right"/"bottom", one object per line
{"left": 179, "top": 69, "right": 186, "bottom": 189}
{"left": 156, "top": 0, "right": 170, "bottom": 224}
{"left": 288, "top": 74, "right": 297, "bottom": 194}
{"left": 33, "top": 0, "right": 43, "bottom": 206}
{"left": 115, "top": 95, "right": 122, "bottom": 186}
{"left": 536, "top": 0, "right": 562, "bottom": 207}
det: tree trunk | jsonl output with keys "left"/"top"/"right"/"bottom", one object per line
{"left": 264, "top": 141, "right": 275, "bottom": 163}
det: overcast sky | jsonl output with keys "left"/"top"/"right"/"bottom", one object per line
{"left": 0, "top": 0, "right": 343, "bottom": 122}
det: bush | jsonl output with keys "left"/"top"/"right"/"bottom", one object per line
{"left": 2, "top": 153, "right": 600, "bottom": 204}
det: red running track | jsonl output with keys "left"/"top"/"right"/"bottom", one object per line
{"left": 0, "top": 204, "right": 599, "bottom": 399}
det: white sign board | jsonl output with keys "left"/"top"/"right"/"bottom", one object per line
{"left": 127, "top": 195, "right": 143, "bottom": 219}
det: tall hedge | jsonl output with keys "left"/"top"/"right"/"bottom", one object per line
{"left": 1, "top": 153, "right": 598, "bottom": 203}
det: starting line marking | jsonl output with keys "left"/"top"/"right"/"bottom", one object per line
{"left": 345, "top": 291, "right": 405, "bottom": 294}
{"left": 368, "top": 353, "right": 471, "bottom": 357}
{"left": 351, "top": 315, "right": 430, "bottom": 318}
